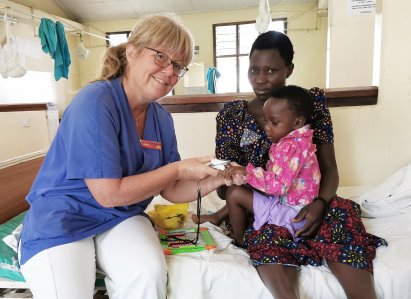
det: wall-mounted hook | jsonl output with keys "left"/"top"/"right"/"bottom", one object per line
{"left": 76, "top": 32, "right": 84, "bottom": 42}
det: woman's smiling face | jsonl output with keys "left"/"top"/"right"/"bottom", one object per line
{"left": 125, "top": 44, "right": 182, "bottom": 101}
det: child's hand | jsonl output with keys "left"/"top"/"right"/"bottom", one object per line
{"left": 222, "top": 173, "right": 246, "bottom": 186}
{"left": 222, "top": 165, "right": 247, "bottom": 180}
{"left": 231, "top": 174, "right": 246, "bottom": 185}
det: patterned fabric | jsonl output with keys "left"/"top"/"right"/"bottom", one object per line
{"left": 215, "top": 87, "right": 333, "bottom": 168}
{"left": 243, "top": 197, "right": 388, "bottom": 273}
{"left": 246, "top": 125, "right": 320, "bottom": 206}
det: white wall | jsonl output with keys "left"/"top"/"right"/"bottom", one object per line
{"left": 328, "top": 0, "right": 411, "bottom": 186}
{"left": 81, "top": 3, "right": 327, "bottom": 94}
{"left": 173, "top": 112, "right": 217, "bottom": 159}
{"left": 175, "top": 0, "right": 411, "bottom": 187}
{"left": 0, "top": 111, "right": 50, "bottom": 161}
{"left": 327, "top": 0, "right": 376, "bottom": 87}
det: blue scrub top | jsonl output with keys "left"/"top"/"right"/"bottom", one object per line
{"left": 19, "top": 77, "right": 180, "bottom": 265}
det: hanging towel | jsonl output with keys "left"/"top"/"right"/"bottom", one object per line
{"left": 38, "top": 19, "right": 71, "bottom": 80}
{"left": 206, "top": 67, "right": 221, "bottom": 94}
{"left": 53, "top": 21, "right": 71, "bottom": 80}
{"left": 38, "top": 18, "right": 57, "bottom": 54}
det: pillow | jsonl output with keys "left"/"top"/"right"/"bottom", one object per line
{"left": 0, "top": 212, "right": 26, "bottom": 281}
{"left": 359, "top": 162, "right": 411, "bottom": 217}
{"left": 3, "top": 224, "right": 22, "bottom": 253}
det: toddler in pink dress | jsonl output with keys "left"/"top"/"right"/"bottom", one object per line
{"left": 223, "top": 85, "right": 320, "bottom": 244}
{"left": 247, "top": 125, "right": 320, "bottom": 239}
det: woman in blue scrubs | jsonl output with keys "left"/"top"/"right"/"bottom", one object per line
{"left": 18, "top": 14, "right": 224, "bottom": 299}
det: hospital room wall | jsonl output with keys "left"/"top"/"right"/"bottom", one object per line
{"left": 80, "top": 2, "right": 327, "bottom": 93}
{"left": 0, "top": 0, "right": 81, "bottom": 161}
{"left": 2, "top": 0, "right": 411, "bottom": 188}
{"left": 329, "top": 0, "right": 411, "bottom": 186}
{"left": 0, "top": 1, "right": 323, "bottom": 162}
{"left": 173, "top": 0, "right": 411, "bottom": 187}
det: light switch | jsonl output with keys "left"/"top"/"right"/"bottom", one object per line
{"left": 21, "top": 117, "right": 30, "bottom": 127}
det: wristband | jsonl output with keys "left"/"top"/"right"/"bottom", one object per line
{"left": 313, "top": 196, "right": 328, "bottom": 209}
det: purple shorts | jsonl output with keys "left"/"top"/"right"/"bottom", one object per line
{"left": 253, "top": 191, "right": 305, "bottom": 240}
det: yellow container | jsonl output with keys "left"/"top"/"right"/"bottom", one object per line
{"left": 147, "top": 203, "right": 189, "bottom": 229}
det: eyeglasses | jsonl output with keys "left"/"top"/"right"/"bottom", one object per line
{"left": 145, "top": 47, "right": 189, "bottom": 78}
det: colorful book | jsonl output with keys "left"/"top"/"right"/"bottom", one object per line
{"left": 158, "top": 227, "right": 216, "bottom": 255}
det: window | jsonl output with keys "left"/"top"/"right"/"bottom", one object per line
{"left": 213, "top": 19, "right": 286, "bottom": 93}
{"left": 106, "top": 31, "right": 131, "bottom": 47}
{"left": 0, "top": 71, "right": 57, "bottom": 104}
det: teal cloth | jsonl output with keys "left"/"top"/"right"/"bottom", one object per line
{"left": 206, "top": 67, "right": 221, "bottom": 94}
{"left": 38, "top": 18, "right": 57, "bottom": 54}
{"left": 53, "top": 21, "right": 71, "bottom": 80}
{"left": 38, "top": 18, "right": 71, "bottom": 80}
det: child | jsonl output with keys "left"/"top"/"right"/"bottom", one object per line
{"left": 223, "top": 85, "right": 321, "bottom": 246}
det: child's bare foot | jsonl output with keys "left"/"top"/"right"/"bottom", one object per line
{"left": 191, "top": 213, "right": 223, "bottom": 226}
{"left": 192, "top": 205, "right": 229, "bottom": 227}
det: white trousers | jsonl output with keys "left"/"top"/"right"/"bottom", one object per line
{"left": 19, "top": 215, "right": 167, "bottom": 299}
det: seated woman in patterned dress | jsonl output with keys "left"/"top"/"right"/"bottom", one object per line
{"left": 194, "top": 31, "right": 386, "bottom": 299}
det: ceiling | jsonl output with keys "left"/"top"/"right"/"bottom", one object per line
{"left": 53, "top": 0, "right": 318, "bottom": 23}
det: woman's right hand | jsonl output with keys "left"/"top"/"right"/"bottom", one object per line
{"left": 176, "top": 156, "right": 220, "bottom": 181}
{"left": 292, "top": 200, "right": 326, "bottom": 237}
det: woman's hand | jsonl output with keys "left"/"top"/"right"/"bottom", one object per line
{"left": 176, "top": 156, "right": 220, "bottom": 181}
{"left": 292, "top": 200, "right": 327, "bottom": 237}
{"left": 222, "top": 161, "right": 246, "bottom": 177}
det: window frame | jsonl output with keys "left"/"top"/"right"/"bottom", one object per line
{"left": 213, "top": 18, "right": 287, "bottom": 93}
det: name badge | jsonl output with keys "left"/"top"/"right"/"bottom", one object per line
{"left": 140, "top": 139, "right": 162, "bottom": 150}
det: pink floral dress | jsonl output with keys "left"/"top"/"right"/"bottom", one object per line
{"left": 245, "top": 125, "right": 320, "bottom": 238}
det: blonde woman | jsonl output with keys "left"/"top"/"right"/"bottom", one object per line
{"left": 19, "top": 14, "right": 225, "bottom": 299}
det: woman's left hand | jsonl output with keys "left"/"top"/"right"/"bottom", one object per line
{"left": 292, "top": 200, "right": 327, "bottom": 238}
{"left": 176, "top": 156, "right": 220, "bottom": 181}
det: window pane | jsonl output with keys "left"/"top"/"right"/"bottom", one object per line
{"left": 0, "top": 71, "right": 57, "bottom": 104}
{"left": 239, "top": 56, "right": 253, "bottom": 92}
{"left": 216, "top": 57, "right": 237, "bottom": 93}
{"left": 215, "top": 25, "right": 237, "bottom": 56}
{"left": 108, "top": 33, "right": 128, "bottom": 47}
{"left": 214, "top": 19, "right": 286, "bottom": 94}
{"left": 269, "top": 20, "right": 285, "bottom": 32}
{"left": 239, "top": 23, "right": 259, "bottom": 54}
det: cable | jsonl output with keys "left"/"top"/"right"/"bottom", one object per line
{"left": 0, "top": 5, "right": 109, "bottom": 41}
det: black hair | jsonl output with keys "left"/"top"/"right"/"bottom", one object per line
{"left": 270, "top": 85, "right": 314, "bottom": 122}
{"left": 249, "top": 31, "right": 294, "bottom": 66}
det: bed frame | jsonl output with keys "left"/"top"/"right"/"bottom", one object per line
{"left": 0, "top": 157, "right": 43, "bottom": 224}
{"left": 0, "top": 157, "right": 108, "bottom": 298}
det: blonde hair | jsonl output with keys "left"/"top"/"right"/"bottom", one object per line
{"left": 97, "top": 13, "right": 194, "bottom": 81}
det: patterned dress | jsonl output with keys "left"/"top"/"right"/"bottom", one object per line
{"left": 215, "top": 87, "right": 387, "bottom": 273}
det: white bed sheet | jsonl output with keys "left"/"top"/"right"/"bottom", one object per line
{"left": 147, "top": 179, "right": 411, "bottom": 299}
{"left": 1, "top": 165, "right": 411, "bottom": 298}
